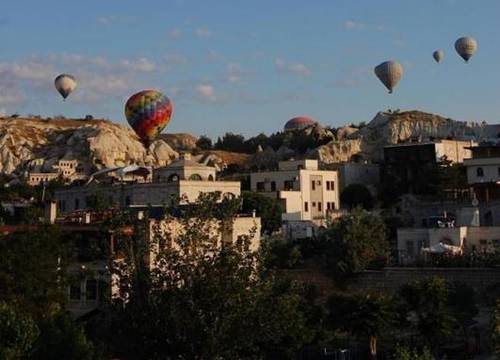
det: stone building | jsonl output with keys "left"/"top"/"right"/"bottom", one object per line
{"left": 250, "top": 159, "right": 340, "bottom": 238}
{"left": 27, "top": 159, "right": 85, "bottom": 186}
{"left": 55, "top": 154, "right": 240, "bottom": 214}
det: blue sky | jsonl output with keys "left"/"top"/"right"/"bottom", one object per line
{"left": 1, "top": 0, "right": 499, "bottom": 137}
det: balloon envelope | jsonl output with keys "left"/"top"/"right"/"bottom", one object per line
{"left": 433, "top": 50, "right": 444, "bottom": 63}
{"left": 54, "top": 74, "right": 77, "bottom": 100}
{"left": 374, "top": 61, "right": 403, "bottom": 94}
{"left": 455, "top": 36, "right": 477, "bottom": 62}
{"left": 125, "top": 90, "right": 173, "bottom": 145}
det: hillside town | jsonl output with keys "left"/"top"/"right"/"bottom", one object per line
{"left": 1, "top": 110, "right": 500, "bottom": 359}
{"left": 2, "top": 1, "right": 500, "bottom": 359}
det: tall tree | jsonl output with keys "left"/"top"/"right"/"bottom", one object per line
{"left": 327, "top": 292, "right": 397, "bottom": 359}
{"left": 320, "top": 208, "right": 389, "bottom": 282}
{"left": 0, "top": 302, "right": 39, "bottom": 359}
{"left": 107, "top": 192, "right": 315, "bottom": 359}
{"left": 241, "top": 191, "right": 283, "bottom": 234}
{"left": 398, "top": 277, "right": 455, "bottom": 353}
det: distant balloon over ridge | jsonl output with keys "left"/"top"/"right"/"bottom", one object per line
{"left": 54, "top": 74, "right": 77, "bottom": 100}
{"left": 374, "top": 61, "right": 403, "bottom": 94}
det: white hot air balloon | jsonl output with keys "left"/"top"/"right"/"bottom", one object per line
{"left": 433, "top": 50, "right": 444, "bottom": 63}
{"left": 374, "top": 61, "right": 403, "bottom": 94}
{"left": 454, "top": 36, "right": 477, "bottom": 63}
{"left": 54, "top": 74, "right": 77, "bottom": 100}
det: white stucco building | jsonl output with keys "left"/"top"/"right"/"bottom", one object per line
{"left": 54, "top": 154, "right": 240, "bottom": 214}
{"left": 250, "top": 159, "right": 340, "bottom": 238}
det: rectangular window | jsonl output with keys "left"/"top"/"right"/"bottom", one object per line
{"left": 304, "top": 202, "right": 309, "bottom": 212}
{"left": 331, "top": 202, "right": 335, "bottom": 209}
{"left": 329, "top": 181, "right": 335, "bottom": 191}
{"left": 270, "top": 181, "right": 276, "bottom": 191}
{"left": 312, "top": 202, "right": 316, "bottom": 207}
{"left": 256, "top": 182, "right": 265, "bottom": 191}
{"left": 318, "top": 202, "right": 322, "bottom": 211}
{"left": 311, "top": 181, "right": 316, "bottom": 190}
{"left": 326, "top": 181, "right": 330, "bottom": 190}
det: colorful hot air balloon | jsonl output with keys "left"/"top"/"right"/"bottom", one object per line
{"left": 54, "top": 74, "right": 77, "bottom": 100}
{"left": 374, "top": 61, "right": 403, "bottom": 94}
{"left": 455, "top": 36, "right": 477, "bottom": 63}
{"left": 125, "top": 90, "right": 173, "bottom": 147}
{"left": 433, "top": 50, "right": 444, "bottom": 63}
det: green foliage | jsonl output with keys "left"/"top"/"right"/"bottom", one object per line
{"left": 393, "top": 345, "right": 435, "bottom": 360}
{"left": 33, "top": 313, "right": 95, "bottom": 360}
{"left": 241, "top": 191, "right": 283, "bottom": 234}
{"left": 398, "top": 278, "right": 455, "bottom": 352}
{"left": 0, "top": 226, "right": 71, "bottom": 319}
{"left": 195, "top": 135, "right": 213, "bottom": 150}
{"left": 319, "top": 208, "right": 389, "bottom": 281}
{"left": 214, "top": 132, "right": 246, "bottom": 152}
{"left": 106, "top": 192, "right": 316, "bottom": 359}
{"left": 327, "top": 292, "right": 397, "bottom": 355}
{"left": 340, "top": 184, "right": 374, "bottom": 210}
{"left": 492, "top": 299, "right": 500, "bottom": 356}
{"left": 262, "top": 236, "right": 302, "bottom": 269}
{"left": 0, "top": 302, "right": 39, "bottom": 359}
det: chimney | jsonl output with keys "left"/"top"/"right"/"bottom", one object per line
{"left": 44, "top": 201, "right": 57, "bottom": 224}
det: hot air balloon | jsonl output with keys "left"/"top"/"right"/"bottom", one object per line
{"left": 54, "top": 74, "right": 77, "bottom": 100}
{"left": 125, "top": 90, "right": 173, "bottom": 147}
{"left": 455, "top": 36, "right": 477, "bottom": 63}
{"left": 433, "top": 50, "right": 444, "bottom": 63}
{"left": 374, "top": 61, "right": 403, "bottom": 94}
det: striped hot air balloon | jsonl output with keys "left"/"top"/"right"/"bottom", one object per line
{"left": 125, "top": 90, "right": 173, "bottom": 147}
{"left": 374, "top": 61, "right": 403, "bottom": 94}
{"left": 455, "top": 36, "right": 477, "bottom": 63}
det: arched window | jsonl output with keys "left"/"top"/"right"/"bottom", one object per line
{"left": 168, "top": 174, "right": 179, "bottom": 182}
{"left": 189, "top": 174, "right": 202, "bottom": 181}
{"left": 477, "top": 167, "right": 484, "bottom": 177}
{"left": 208, "top": 174, "right": 214, "bottom": 181}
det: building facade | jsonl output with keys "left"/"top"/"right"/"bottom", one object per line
{"left": 250, "top": 159, "right": 340, "bottom": 238}
{"left": 464, "top": 144, "right": 500, "bottom": 202}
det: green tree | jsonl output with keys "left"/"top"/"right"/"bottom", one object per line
{"left": 85, "top": 191, "right": 113, "bottom": 211}
{"left": 0, "top": 226, "right": 71, "bottom": 319}
{"left": 33, "top": 313, "right": 95, "bottom": 360}
{"left": 327, "top": 292, "right": 397, "bottom": 359}
{"left": 320, "top": 208, "right": 389, "bottom": 281}
{"left": 241, "top": 191, "right": 283, "bottom": 234}
{"left": 393, "top": 345, "right": 435, "bottom": 360}
{"left": 107, "top": 192, "right": 315, "bottom": 359}
{"left": 448, "top": 282, "right": 478, "bottom": 341}
{"left": 0, "top": 302, "right": 39, "bottom": 359}
{"left": 398, "top": 277, "right": 455, "bottom": 352}
{"left": 196, "top": 135, "right": 213, "bottom": 150}
{"left": 340, "top": 184, "right": 374, "bottom": 210}
{"left": 492, "top": 299, "right": 500, "bottom": 357}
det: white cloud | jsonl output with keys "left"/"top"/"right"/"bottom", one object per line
{"left": 96, "top": 15, "right": 136, "bottom": 26}
{"left": 119, "top": 57, "right": 156, "bottom": 72}
{"left": 226, "top": 63, "right": 243, "bottom": 83}
{"left": 195, "top": 84, "right": 217, "bottom": 102}
{"left": 195, "top": 28, "right": 212, "bottom": 37}
{"left": 343, "top": 20, "right": 366, "bottom": 31}
{"left": 343, "top": 20, "right": 384, "bottom": 32}
{"left": 274, "top": 58, "right": 311, "bottom": 76}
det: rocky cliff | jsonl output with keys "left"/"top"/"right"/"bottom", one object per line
{"left": 313, "top": 110, "right": 500, "bottom": 163}
{"left": 0, "top": 117, "right": 179, "bottom": 176}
